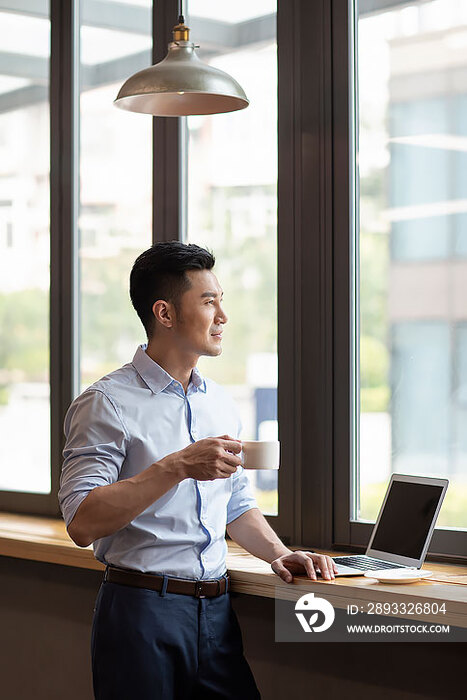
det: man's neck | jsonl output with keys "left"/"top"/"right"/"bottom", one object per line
{"left": 145, "top": 342, "right": 198, "bottom": 394}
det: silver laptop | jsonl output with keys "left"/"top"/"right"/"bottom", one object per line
{"left": 333, "top": 474, "right": 448, "bottom": 576}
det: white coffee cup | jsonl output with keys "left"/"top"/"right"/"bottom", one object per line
{"left": 241, "top": 440, "right": 280, "bottom": 470}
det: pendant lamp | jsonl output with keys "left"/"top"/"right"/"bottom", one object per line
{"left": 114, "top": 6, "right": 249, "bottom": 117}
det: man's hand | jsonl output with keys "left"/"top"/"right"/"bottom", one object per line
{"left": 169, "top": 435, "right": 242, "bottom": 482}
{"left": 271, "top": 551, "right": 339, "bottom": 582}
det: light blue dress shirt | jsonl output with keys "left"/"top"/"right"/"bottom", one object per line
{"left": 59, "top": 344, "right": 257, "bottom": 579}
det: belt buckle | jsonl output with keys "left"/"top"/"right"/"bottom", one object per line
{"left": 195, "top": 581, "right": 206, "bottom": 598}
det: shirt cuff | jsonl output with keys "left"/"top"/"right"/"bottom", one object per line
{"left": 226, "top": 502, "right": 257, "bottom": 525}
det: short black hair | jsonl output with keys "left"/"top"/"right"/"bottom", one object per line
{"left": 129, "top": 241, "right": 215, "bottom": 338}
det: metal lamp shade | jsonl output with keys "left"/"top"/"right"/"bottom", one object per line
{"left": 114, "top": 41, "right": 249, "bottom": 117}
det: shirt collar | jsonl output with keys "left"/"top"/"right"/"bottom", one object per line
{"left": 132, "top": 344, "right": 206, "bottom": 395}
{"left": 190, "top": 365, "right": 206, "bottom": 392}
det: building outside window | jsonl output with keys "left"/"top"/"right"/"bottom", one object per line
{"left": 0, "top": 4, "right": 51, "bottom": 494}
{"left": 357, "top": 0, "right": 467, "bottom": 529}
{"left": 184, "top": 0, "right": 278, "bottom": 514}
{"left": 78, "top": 0, "right": 152, "bottom": 391}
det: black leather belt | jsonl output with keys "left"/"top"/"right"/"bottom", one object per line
{"left": 105, "top": 566, "right": 230, "bottom": 598}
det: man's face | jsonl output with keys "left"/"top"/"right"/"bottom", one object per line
{"left": 171, "top": 269, "right": 227, "bottom": 358}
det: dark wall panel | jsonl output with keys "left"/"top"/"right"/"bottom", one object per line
{"left": 0, "top": 558, "right": 100, "bottom": 700}
{"left": 0, "top": 558, "right": 464, "bottom": 700}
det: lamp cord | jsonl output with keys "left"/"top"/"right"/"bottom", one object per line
{"left": 178, "top": 0, "right": 184, "bottom": 24}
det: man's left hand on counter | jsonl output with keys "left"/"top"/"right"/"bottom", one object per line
{"left": 271, "top": 551, "right": 339, "bottom": 583}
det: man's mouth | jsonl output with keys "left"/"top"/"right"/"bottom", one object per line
{"left": 211, "top": 332, "right": 223, "bottom": 338}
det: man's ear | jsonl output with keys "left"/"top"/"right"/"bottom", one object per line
{"left": 152, "top": 299, "right": 174, "bottom": 329}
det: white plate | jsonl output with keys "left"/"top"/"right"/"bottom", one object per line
{"left": 364, "top": 569, "right": 433, "bottom": 584}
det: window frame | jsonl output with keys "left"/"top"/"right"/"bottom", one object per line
{"left": 2, "top": 0, "right": 465, "bottom": 561}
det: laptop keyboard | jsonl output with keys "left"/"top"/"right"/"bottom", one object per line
{"left": 333, "top": 556, "right": 404, "bottom": 571}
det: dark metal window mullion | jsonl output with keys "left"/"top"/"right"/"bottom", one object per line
{"left": 152, "top": 0, "right": 182, "bottom": 243}
{"left": 275, "top": 0, "right": 301, "bottom": 545}
{"left": 50, "top": 0, "right": 79, "bottom": 515}
{"left": 277, "top": 0, "right": 335, "bottom": 549}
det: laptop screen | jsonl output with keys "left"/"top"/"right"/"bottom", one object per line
{"left": 370, "top": 480, "right": 444, "bottom": 559}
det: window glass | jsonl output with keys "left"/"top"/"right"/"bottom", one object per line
{"left": 357, "top": 0, "right": 467, "bottom": 528}
{"left": 79, "top": 0, "right": 152, "bottom": 392}
{"left": 0, "top": 5, "right": 50, "bottom": 493}
{"left": 184, "top": 0, "right": 278, "bottom": 514}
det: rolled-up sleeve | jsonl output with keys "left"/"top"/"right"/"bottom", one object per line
{"left": 226, "top": 414, "right": 258, "bottom": 524}
{"left": 59, "top": 389, "right": 128, "bottom": 527}
{"left": 226, "top": 465, "right": 258, "bottom": 524}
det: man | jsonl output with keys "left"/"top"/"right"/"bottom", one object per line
{"left": 59, "top": 241, "right": 337, "bottom": 700}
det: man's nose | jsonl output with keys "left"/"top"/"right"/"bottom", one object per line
{"left": 217, "top": 308, "right": 228, "bottom": 324}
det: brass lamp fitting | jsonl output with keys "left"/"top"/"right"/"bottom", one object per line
{"left": 173, "top": 22, "right": 190, "bottom": 42}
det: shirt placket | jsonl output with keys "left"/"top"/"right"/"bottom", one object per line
{"left": 185, "top": 387, "right": 212, "bottom": 578}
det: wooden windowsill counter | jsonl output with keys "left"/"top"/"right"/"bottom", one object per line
{"left": 1, "top": 513, "right": 466, "bottom": 628}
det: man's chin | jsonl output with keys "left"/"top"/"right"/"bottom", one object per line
{"left": 204, "top": 344, "right": 223, "bottom": 357}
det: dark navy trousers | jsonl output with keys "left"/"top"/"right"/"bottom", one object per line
{"left": 91, "top": 580, "right": 261, "bottom": 700}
